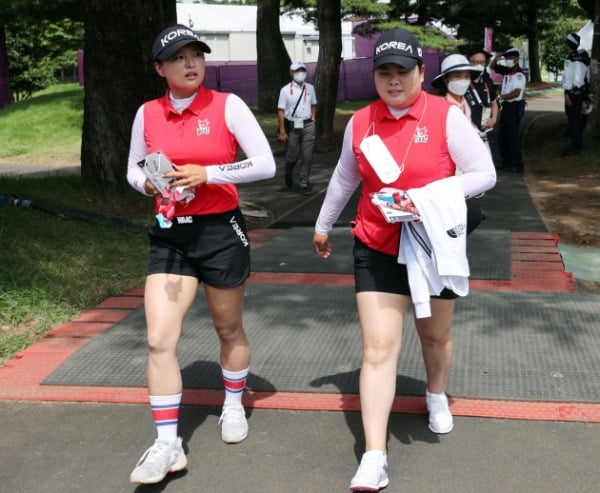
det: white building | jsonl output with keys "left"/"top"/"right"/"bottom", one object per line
{"left": 176, "top": 4, "right": 355, "bottom": 63}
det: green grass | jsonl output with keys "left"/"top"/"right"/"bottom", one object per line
{"left": 0, "top": 174, "right": 152, "bottom": 364}
{"left": 0, "top": 83, "right": 84, "bottom": 158}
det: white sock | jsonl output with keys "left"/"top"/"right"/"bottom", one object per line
{"left": 149, "top": 393, "right": 182, "bottom": 444}
{"left": 222, "top": 367, "right": 248, "bottom": 407}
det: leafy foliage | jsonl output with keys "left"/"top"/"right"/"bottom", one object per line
{"left": 6, "top": 18, "right": 83, "bottom": 101}
{"left": 542, "top": 17, "right": 589, "bottom": 80}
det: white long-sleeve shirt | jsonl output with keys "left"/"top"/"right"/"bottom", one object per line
{"left": 127, "top": 91, "right": 275, "bottom": 195}
{"left": 315, "top": 104, "right": 496, "bottom": 234}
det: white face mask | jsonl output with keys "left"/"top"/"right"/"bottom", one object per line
{"left": 504, "top": 59, "right": 515, "bottom": 68}
{"left": 293, "top": 72, "right": 307, "bottom": 83}
{"left": 447, "top": 78, "right": 471, "bottom": 96}
{"left": 472, "top": 64, "right": 485, "bottom": 72}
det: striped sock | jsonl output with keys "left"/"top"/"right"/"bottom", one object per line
{"left": 150, "top": 393, "right": 182, "bottom": 444}
{"left": 222, "top": 367, "right": 248, "bottom": 407}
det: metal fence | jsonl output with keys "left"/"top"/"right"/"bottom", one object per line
{"left": 204, "top": 51, "right": 446, "bottom": 106}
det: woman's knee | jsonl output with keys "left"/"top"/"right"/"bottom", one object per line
{"left": 215, "top": 321, "right": 245, "bottom": 342}
{"left": 147, "top": 329, "right": 179, "bottom": 356}
{"left": 418, "top": 327, "right": 452, "bottom": 348}
{"left": 362, "top": 340, "right": 400, "bottom": 366}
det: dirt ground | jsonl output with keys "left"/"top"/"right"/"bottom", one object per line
{"left": 523, "top": 112, "right": 600, "bottom": 248}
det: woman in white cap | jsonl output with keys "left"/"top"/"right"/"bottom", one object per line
{"left": 313, "top": 28, "right": 496, "bottom": 491}
{"left": 126, "top": 24, "right": 275, "bottom": 484}
{"left": 432, "top": 53, "right": 487, "bottom": 234}
{"left": 431, "top": 54, "right": 483, "bottom": 129}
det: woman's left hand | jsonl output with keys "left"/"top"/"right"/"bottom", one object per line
{"left": 392, "top": 197, "right": 419, "bottom": 217}
{"left": 164, "top": 165, "right": 208, "bottom": 191}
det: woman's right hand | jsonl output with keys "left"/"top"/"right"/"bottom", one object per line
{"left": 313, "top": 232, "right": 332, "bottom": 258}
{"left": 143, "top": 179, "right": 160, "bottom": 197}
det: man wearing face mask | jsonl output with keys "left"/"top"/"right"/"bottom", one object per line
{"left": 465, "top": 48, "right": 498, "bottom": 157}
{"left": 277, "top": 62, "right": 318, "bottom": 194}
{"left": 490, "top": 48, "right": 526, "bottom": 172}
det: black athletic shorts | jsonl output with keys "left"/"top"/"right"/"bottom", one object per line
{"left": 146, "top": 207, "right": 250, "bottom": 288}
{"left": 353, "top": 237, "right": 459, "bottom": 299}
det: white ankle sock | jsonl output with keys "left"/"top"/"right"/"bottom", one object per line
{"left": 149, "top": 393, "right": 182, "bottom": 443}
{"left": 222, "top": 367, "right": 248, "bottom": 407}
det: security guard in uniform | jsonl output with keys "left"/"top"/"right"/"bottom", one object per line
{"left": 562, "top": 33, "right": 588, "bottom": 156}
{"left": 490, "top": 47, "right": 526, "bottom": 172}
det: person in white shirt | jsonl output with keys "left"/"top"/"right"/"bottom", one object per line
{"left": 561, "top": 32, "right": 588, "bottom": 156}
{"left": 277, "top": 62, "right": 317, "bottom": 194}
{"left": 490, "top": 47, "right": 527, "bottom": 172}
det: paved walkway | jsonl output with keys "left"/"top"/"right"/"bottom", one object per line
{"left": 1, "top": 90, "right": 599, "bottom": 493}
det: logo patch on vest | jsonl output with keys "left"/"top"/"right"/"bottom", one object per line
{"left": 446, "top": 224, "right": 466, "bottom": 238}
{"left": 414, "top": 126, "right": 428, "bottom": 143}
{"left": 196, "top": 119, "right": 210, "bottom": 136}
{"left": 176, "top": 216, "right": 193, "bottom": 224}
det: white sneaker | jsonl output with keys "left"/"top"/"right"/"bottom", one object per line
{"left": 130, "top": 437, "right": 187, "bottom": 484}
{"left": 219, "top": 405, "right": 248, "bottom": 443}
{"left": 349, "top": 450, "right": 389, "bottom": 491}
{"left": 426, "top": 390, "right": 454, "bottom": 434}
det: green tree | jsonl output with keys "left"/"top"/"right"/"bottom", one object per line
{"left": 542, "top": 18, "right": 587, "bottom": 80}
{"left": 6, "top": 18, "right": 82, "bottom": 101}
{"left": 0, "top": 0, "right": 82, "bottom": 105}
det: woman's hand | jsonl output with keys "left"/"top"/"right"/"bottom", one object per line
{"left": 143, "top": 179, "right": 160, "bottom": 196}
{"left": 313, "top": 232, "right": 332, "bottom": 258}
{"left": 164, "top": 164, "right": 208, "bottom": 191}
{"left": 392, "top": 199, "right": 419, "bottom": 217}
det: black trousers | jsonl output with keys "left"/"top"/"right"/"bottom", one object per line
{"left": 498, "top": 101, "right": 525, "bottom": 170}
{"left": 565, "top": 92, "right": 584, "bottom": 152}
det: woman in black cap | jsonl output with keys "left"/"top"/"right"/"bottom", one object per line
{"left": 313, "top": 28, "right": 496, "bottom": 492}
{"left": 126, "top": 24, "right": 275, "bottom": 484}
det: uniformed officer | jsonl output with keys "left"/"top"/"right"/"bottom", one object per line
{"left": 562, "top": 32, "right": 588, "bottom": 156}
{"left": 490, "top": 47, "right": 526, "bottom": 172}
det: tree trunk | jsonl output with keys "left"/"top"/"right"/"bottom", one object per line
{"left": 256, "top": 0, "right": 290, "bottom": 113}
{"left": 314, "top": 0, "right": 342, "bottom": 146}
{"left": 0, "top": 25, "right": 11, "bottom": 108}
{"left": 80, "top": 0, "right": 175, "bottom": 189}
{"left": 526, "top": 4, "right": 542, "bottom": 83}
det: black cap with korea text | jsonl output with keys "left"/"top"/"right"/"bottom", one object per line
{"left": 152, "top": 25, "right": 211, "bottom": 61}
{"left": 373, "top": 28, "right": 423, "bottom": 70}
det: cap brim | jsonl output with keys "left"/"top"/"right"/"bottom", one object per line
{"left": 155, "top": 39, "right": 211, "bottom": 61}
{"left": 373, "top": 54, "right": 419, "bottom": 70}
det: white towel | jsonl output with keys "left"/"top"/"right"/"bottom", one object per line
{"left": 398, "top": 176, "right": 470, "bottom": 318}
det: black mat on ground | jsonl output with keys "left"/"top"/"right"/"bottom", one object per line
{"left": 250, "top": 227, "right": 511, "bottom": 280}
{"left": 44, "top": 284, "right": 600, "bottom": 402}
